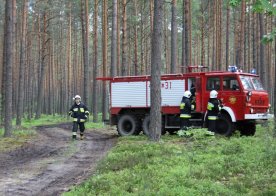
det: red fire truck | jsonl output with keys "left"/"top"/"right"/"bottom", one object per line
{"left": 98, "top": 66, "right": 272, "bottom": 136}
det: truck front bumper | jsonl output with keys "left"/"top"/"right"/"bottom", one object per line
{"left": 244, "top": 113, "right": 274, "bottom": 120}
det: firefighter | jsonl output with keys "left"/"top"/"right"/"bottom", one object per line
{"left": 180, "top": 91, "right": 195, "bottom": 131}
{"left": 68, "top": 95, "right": 90, "bottom": 140}
{"left": 190, "top": 83, "right": 196, "bottom": 109}
{"left": 206, "top": 90, "right": 221, "bottom": 135}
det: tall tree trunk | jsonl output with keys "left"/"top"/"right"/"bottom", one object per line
{"left": 16, "top": 0, "right": 28, "bottom": 126}
{"left": 93, "top": 0, "right": 98, "bottom": 122}
{"left": 81, "top": 0, "right": 89, "bottom": 105}
{"left": 121, "top": 0, "right": 127, "bottom": 76}
{"left": 102, "top": 0, "right": 108, "bottom": 121}
{"left": 116, "top": 1, "right": 121, "bottom": 76}
{"left": 67, "top": 2, "right": 72, "bottom": 114}
{"left": 164, "top": 5, "right": 169, "bottom": 73}
{"left": 181, "top": 0, "right": 185, "bottom": 72}
{"left": 239, "top": 0, "right": 246, "bottom": 68}
{"left": 259, "top": 13, "right": 267, "bottom": 89}
{"left": 225, "top": 2, "right": 230, "bottom": 68}
{"left": 216, "top": 0, "right": 222, "bottom": 70}
{"left": 200, "top": 1, "right": 205, "bottom": 66}
{"left": 171, "top": 0, "right": 177, "bottom": 73}
{"left": 184, "top": 0, "right": 191, "bottom": 67}
{"left": 134, "top": 0, "right": 138, "bottom": 75}
{"left": 149, "top": 0, "right": 164, "bottom": 141}
{"left": 274, "top": 17, "right": 276, "bottom": 137}
{"left": 150, "top": 0, "right": 154, "bottom": 33}
{"left": 111, "top": 0, "right": 117, "bottom": 77}
{"left": 3, "top": 0, "right": 14, "bottom": 136}
{"left": 35, "top": 12, "right": 48, "bottom": 119}
{"left": 252, "top": 13, "right": 257, "bottom": 70}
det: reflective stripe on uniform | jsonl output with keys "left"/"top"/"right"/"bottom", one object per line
{"left": 191, "top": 105, "right": 195, "bottom": 110}
{"left": 207, "top": 102, "right": 214, "bottom": 110}
{"left": 68, "top": 111, "right": 72, "bottom": 115}
{"left": 219, "top": 106, "right": 222, "bottom": 111}
{"left": 208, "top": 116, "right": 218, "bottom": 120}
{"left": 73, "top": 118, "right": 86, "bottom": 122}
{"left": 180, "top": 114, "right": 191, "bottom": 118}
{"left": 80, "top": 108, "right": 84, "bottom": 112}
{"left": 85, "top": 111, "right": 90, "bottom": 114}
{"left": 180, "top": 103, "right": 185, "bottom": 109}
{"left": 73, "top": 108, "right": 78, "bottom": 111}
{"left": 72, "top": 132, "right": 77, "bottom": 135}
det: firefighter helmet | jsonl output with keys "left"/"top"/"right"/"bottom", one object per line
{"left": 184, "top": 91, "right": 192, "bottom": 98}
{"left": 210, "top": 90, "right": 218, "bottom": 98}
{"left": 74, "top": 95, "right": 81, "bottom": 100}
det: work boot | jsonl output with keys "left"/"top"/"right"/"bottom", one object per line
{"left": 72, "top": 132, "right": 77, "bottom": 140}
{"left": 80, "top": 134, "right": 84, "bottom": 140}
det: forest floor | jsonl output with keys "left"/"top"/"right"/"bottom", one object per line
{"left": 0, "top": 123, "right": 117, "bottom": 196}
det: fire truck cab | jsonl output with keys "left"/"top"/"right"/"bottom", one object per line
{"left": 98, "top": 67, "right": 272, "bottom": 136}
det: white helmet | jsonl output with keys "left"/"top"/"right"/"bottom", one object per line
{"left": 210, "top": 90, "right": 218, "bottom": 98}
{"left": 184, "top": 91, "right": 192, "bottom": 98}
{"left": 74, "top": 95, "right": 81, "bottom": 100}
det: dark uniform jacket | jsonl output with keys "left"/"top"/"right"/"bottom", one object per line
{"left": 69, "top": 102, "right": 89, "bottom": 122}
{"left": 180, "top": 96, "right": 192, "bottom": 118}
{"left": 207, "top": 98, "right": 221, "bottom": 119}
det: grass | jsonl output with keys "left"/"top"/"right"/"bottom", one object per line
{"left": 64, "top": 124, "right": 276, "bottom": 196}
{"left": 20, "top": 114, "right": 70, "bottom": 128}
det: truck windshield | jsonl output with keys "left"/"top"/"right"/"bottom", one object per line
{"left": 239, "top": 76, "right": 264, "bottom": 90}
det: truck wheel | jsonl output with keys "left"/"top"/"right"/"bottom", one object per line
{"left": 216, "top": 113, "right": 235, "bottom": 137}
{"left": 142, "top": 115, "right": 166, "bottom": 136}
{"left": 117, "top": 114, "right": 141, "bottom": 136}
{"left": 142, "top": 115, "right": 150, "bottom": 136}
{"left": 239, "top": 122, "right": 256, "bottom": 136}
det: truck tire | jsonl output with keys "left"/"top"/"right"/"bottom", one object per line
{"left": 142, "top": 115, "right": 166, "bottom": 136}
{"left": 216, "top": 113, "right": 235, "bottom": 137}
{"left": 117, "top": 114, "right": 141, "bottom": 136}
{"left": 239, "top": 122, "right": 256, "bottom": 136}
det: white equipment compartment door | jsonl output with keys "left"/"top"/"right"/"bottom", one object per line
{"left": 111, "top": 81, "right": 147, "bottom": 107}
{"left": 147, "top": 80, "right": 185, "bottom": 106}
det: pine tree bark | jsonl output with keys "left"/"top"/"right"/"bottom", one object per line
{"left": 184, "top": 0, "right": 191, "bottom": 67}
{"left": 81, "top": 0, "right": 89, "bottom": 105}
{"left": 16, "top": 0, "right": 28, "bottom": 126}
{"left": 116, "top": 1, "right": 121, "bottom": 75}
{"left": 3, "top": 0, "right": 14, "bottom": 136}
{"left": 111, "top": 0, "right": 117, "bottom": 77}
{"left": 149, "top": 0, "right": 164, "bottom": 141}
{"left": 239, "top": 0, "right": 246, "bottom": 68}
{"left": 200, "top": 1, "right": 205, "bottom": 66}
{"left": 121, "top": 0, "right": 127, "bottom": 76}
{"left": 35, "top": 12, "right": 48, "bottom": 119}
{"left": 171, "top": 0, "right": 177, "bottom": 73}
{"left": 67, "top": 2, "right": 72, "bottom": 114}
{"left": 134, "top": 0, "right": 138, "bottom": 75}
{"left": 259, "top": 13, "right": 267, "bottom": 89}
{"left": 102, "top": 0, "right": 108, "bottom": 121}
{"left": 225, "top": 2, "right": 230, "bottom": 68}
{"left": 92, "top": 0, "right": 98, "bottom": 122}
{"left": 181, "top": 0, "right": 185, "bottom": 72}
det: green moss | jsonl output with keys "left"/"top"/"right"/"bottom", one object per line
{"left": 65, "top": 124, "right": 276, "bottom": 196}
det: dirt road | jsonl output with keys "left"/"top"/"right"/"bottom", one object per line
{"left": 0, "top": 123, "right": 117, "bottom": 196}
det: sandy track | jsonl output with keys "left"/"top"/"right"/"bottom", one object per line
{"left": 0, "top": 123, "right": 117, "bottom": 196}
